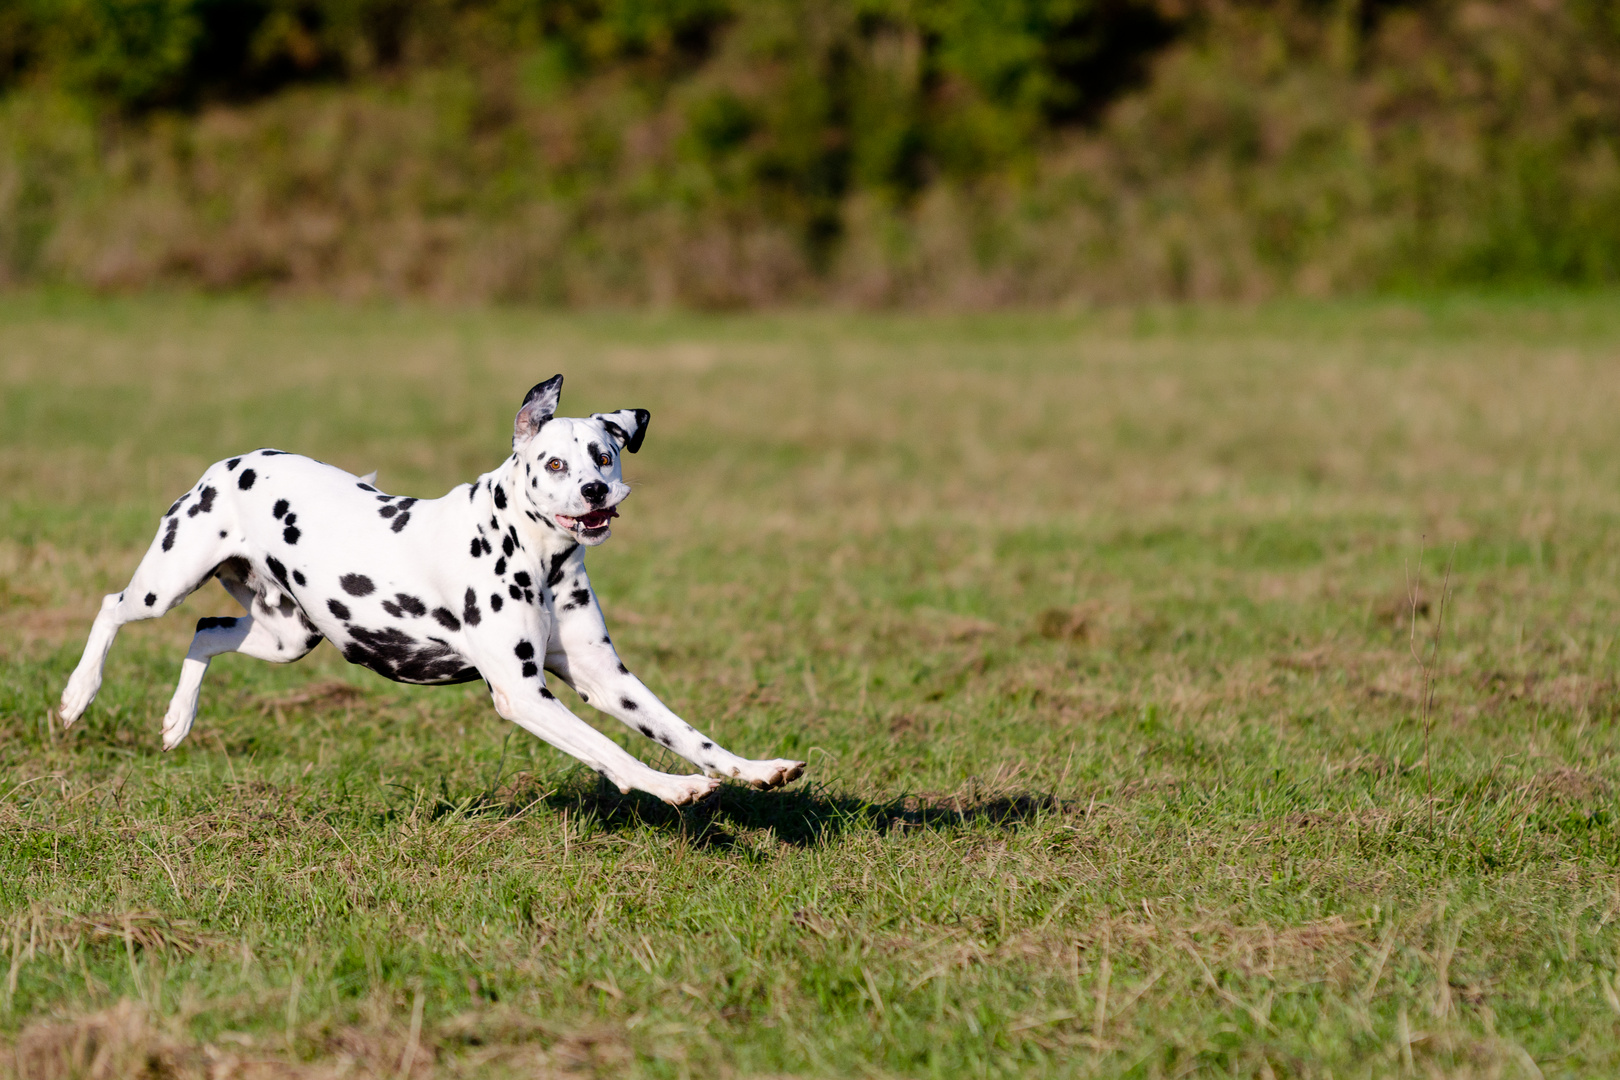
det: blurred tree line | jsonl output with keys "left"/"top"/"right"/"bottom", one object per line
{"left": 1, "top": 0, "right": 1619, "bottom": 304}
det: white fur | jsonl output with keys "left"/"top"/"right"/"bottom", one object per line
{"left": 58, "top": 376, "right": 805, "bottom": 806}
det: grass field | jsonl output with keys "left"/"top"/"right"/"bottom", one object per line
{"left": 5, "top": 293, "right": 1620, "bottom": 1078}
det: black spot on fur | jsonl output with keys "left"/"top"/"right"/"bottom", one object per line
{"left": 328, "top": 598, "right": 351, "bottom": 620}
{"left": 284, "top": 513, "right": 296, "bottom": 526}
{"left": 540, "top": 687, "right": 555, "bottom": 699}
{"left": 579, "top": 692, "right": 589, "bottom": 702}
{"left": 514, "top": 641, "right": 535, "bottom": 660}
{"left": 494, "top": 557, "right": 506, "bottom": 576}
{"left": 266, "top": 556, "right": 290, "bottom": 588}
{"left": 701, "top": 741, "right": 713, "bottom": 750}
{"left": 432, "top": 608, "right": 460, "bottom": 631}
{"left": 521, "top": 661, "right": 538, "bottom": 678}
{"left": 621, "top": 697, "right": 638, "bottom": 711}
{"left": 481, "top": 537, "right": 493, "bottom": 555}
{"left": 462, "top": 588, "right": 481, "bottom": 627}
{"left": 524, "top": 589, "right": 534, "bottom": 604}
{"left": 493, "top": 485, "right": 506, "bottom": 509}
{"left": 165, "top": 499, "right": 182, "bottom": 517}
{"left": 391, "top": 512, "right": 411, "bottom": 533}
{"left": 468, "top": 484, "right": 477, "bottom": 502}
{"left": 509, "top": 584, "right": 522, "bottom": 601}
{"left": 470, "top": 537, "right": 482, "bottom": 557}
{"left": 162, "top": 518, "right": 179, "bottom": 551}
{"left": 617, "top": 662, "right": 629, "bottom": 674}
{"left": 260, "top": 450, "right": 286, "bottom": 456}
{"left": 273, "top": 499, "right": 289, "bottom": 519}
{"left": 187, "top": 487, "right": 217, "bottom": 517}
{"left": 342, "top": 625, "right": 476, "bottom": 684}
{"left": 379, "top": 504, "right": 398, "bottom": 518}
{"left": 490, "top": 593, "right": 503, "bottom": 612}
{"left": 513, "top": 571, "right": 532, "bottom": 588}
{"left": 196, "top": 616, "right": 236, "bottom": 630}
{"left": 546, "top": 561, "right": 566, "bottom": 587}
{"left": 357, "top": 483, "right": 377, "bottom": 492}
{"left": 283, "top": 526, "right": 301, "bottom": 545}
{"left": 639, "top": 724, "right": 654, "bottom": 737}
{"left": 393, "top": 593, "right": 426, "bottom": 617}
{"left": 226, "top": 458, "right": 241, "bottom": 471}
{"left": 237, "top": 469, "right": 256, "bottom": 490}
{"left": 305, "top": 634, "right": 323, "bottom": 650}
{"left": 219, "top": 530, "right": 226, "bottom": 537}
{"left": 502, "top": 535, "right": 515, "bottom": 557}
{"left": 571, "top": 588, "right": 591, "bottom": 608}
{"left": 340, "top": 574, "right": 375, "bottom": 596}
{"left": 382, "top": 600, "right": 403, "bottom": 618}
{"left": 144, "top": 592, "right": 157, "bottom": 607}
{"left": 293, "top": 569, "right": 306, "bottom": 586}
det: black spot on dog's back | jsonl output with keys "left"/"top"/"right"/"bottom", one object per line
{"left": 494, "top": 485, "right": 506, "bottom": 509}
{"left": 621, "top": 697, "right": 638, "bottom": 711}
{"left": 394, "top": 593, "right": 426, "bottom": 617}
{"left": 226, "top": 458, "right": 241, "bottom": 471}
{"left": 513, "top": 571, "right": 531, "bottom": 588}
{"left": 432, "top": 608, "right": 460, "bottom": 631}
{"left": 283, "top": 526, "right": 301, "bottom": 545}
{"left": 272, "top": 499, "right": 289, "bottom": 520}
{"left": 237, "top": 469, "right": 256, "bottom": 490}
{"left": 328, "top": 598, "right": 351, "bottom": 620}
{"left": 514, "top": 641, "right": 534, "bottom": 660}
{"left": 187, "top": 487, "right": 216, "bottom": 517}
{"left": 340, "top": 574, "right": 375, "bottom": 596}
{"left": 293, "top": 569, "right": 306, "bottom": 586}
{"left": 489, "top": 593, "right": 503, "bottom": 613}
{"left": 462, "top": 588, "right": 481, "bottom": 627}
{"left": 161, "top": 518, "right": 179, "bottom": 551}
{"left": 570, "top": 588, "right": 591, "bottom": 609}
{"left": 144, "top": 592, "right": 156, "bottom": 607}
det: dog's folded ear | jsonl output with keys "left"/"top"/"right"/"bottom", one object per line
{"left": 592, "top": 408, "right": 651, "bottom": 454}
{"left": 514, "top": 375, "right": 564, "bottom": 447}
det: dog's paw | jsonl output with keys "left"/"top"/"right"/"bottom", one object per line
{"left": 160, "top": 706, "right": 195, "bottom": 751}
{"left": 652, "top": 773, "right": 723, "bottom": 807}
{"left": 732, "top": 758, "right": 806, "bottom": 790}
{"left": 59, "top": 675, "right": 100, "bottom": 727}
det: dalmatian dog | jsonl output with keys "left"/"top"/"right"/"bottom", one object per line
{"left": 58, "top": 376, "right": 805, "bottom": 806}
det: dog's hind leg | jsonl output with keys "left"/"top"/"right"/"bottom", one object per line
{"left": 161, "top": 582, "right": 322, "bottom": 750}
{"left": 60, "top": 484, "right": 235, "bottom": 727}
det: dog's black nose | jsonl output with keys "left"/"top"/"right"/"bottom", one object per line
{"left": 581, "top": 481, "right": 609, "bottom": 506}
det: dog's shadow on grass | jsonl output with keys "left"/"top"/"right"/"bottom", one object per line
{"left": 533, "top": 780, "right": 1066, "bottom": 851}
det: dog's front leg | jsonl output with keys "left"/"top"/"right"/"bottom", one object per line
{"left": 545, "top": 585, "right": 805, "bottom": 790}
{"left": 481, "top": 664, "right": 720, "bottom": 807}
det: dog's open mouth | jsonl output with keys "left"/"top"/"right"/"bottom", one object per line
{"left": 555, "top": 506, "right": 619, "bottom": 533}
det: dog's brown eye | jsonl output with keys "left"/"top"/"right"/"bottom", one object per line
{"left": 597, "top": 454, "right": 611, "bottom": 467}
{"left": 546, "top": 459, "right": 564, "bottom": 472}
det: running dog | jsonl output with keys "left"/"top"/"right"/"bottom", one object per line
{"left": 58, "top": 375, "right": 805, "bottom": 805}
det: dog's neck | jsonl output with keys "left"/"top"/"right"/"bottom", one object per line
{"left": 486, "top": 455, "right": 581, "bottom": 565}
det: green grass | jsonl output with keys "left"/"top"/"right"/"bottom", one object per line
{"left": 6, "top": 292, "right": 1620, "bottom": 1077}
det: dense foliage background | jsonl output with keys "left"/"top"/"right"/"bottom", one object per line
{"left": 1, "top": 0, "right": 1618, "bottom": 304}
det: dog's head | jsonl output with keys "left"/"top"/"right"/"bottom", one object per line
{"left": 511, "top": 375, "right": 648, "bottom": 546}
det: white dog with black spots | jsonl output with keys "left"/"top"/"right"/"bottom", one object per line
{"left": 59, "top": 375, "right": 805, "bottom": 806}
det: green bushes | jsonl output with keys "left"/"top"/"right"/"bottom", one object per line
{"left": 1, "top": 1, "right": 1619, "bottom": 303}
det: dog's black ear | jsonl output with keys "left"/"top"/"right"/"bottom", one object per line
{"left": 514, "top": 375, "right": 563, "bottom": 447}
{"left": 592, "top": 408, "right": 650, "bottom": 454}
